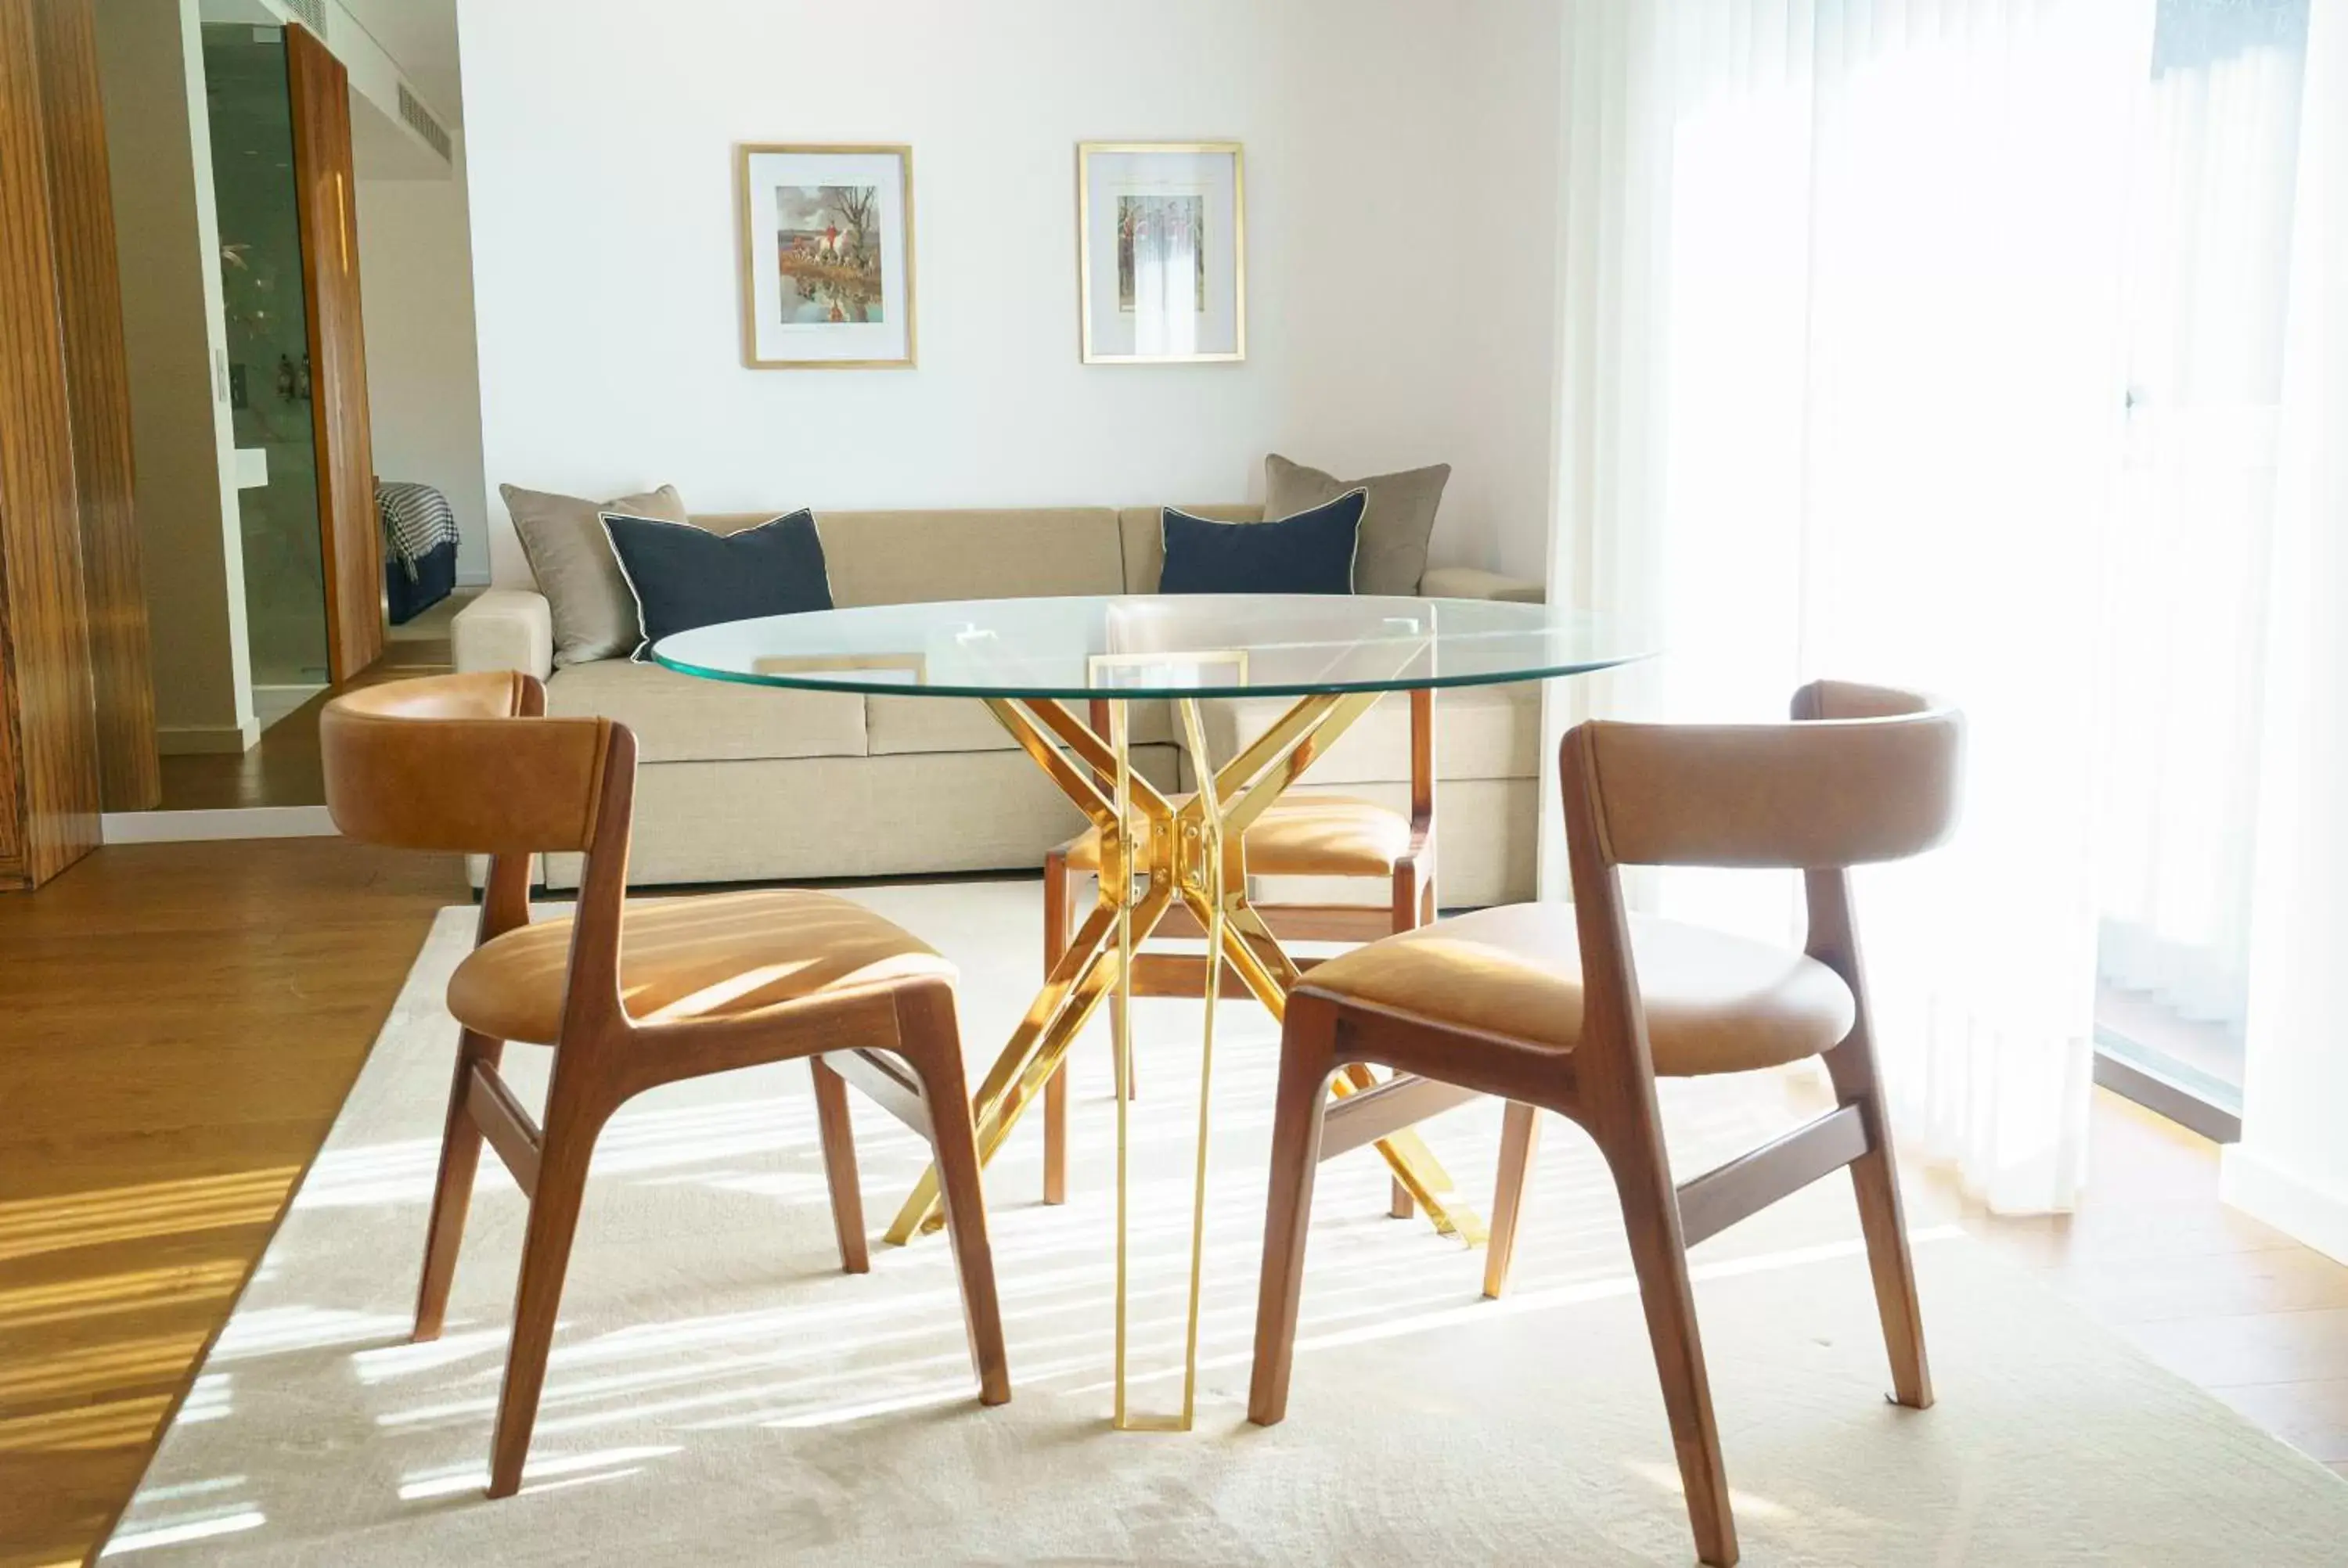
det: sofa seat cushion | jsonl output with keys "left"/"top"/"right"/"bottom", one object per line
{"left": 1179, "top": 683, "right": 1540, "bottom": 786}
{"left": 866, "top": 695, "right": 1172, "bottom": 755}
{"left": 448, "top": 890, "right": 952, "bottom": 1045}
{"left": 1062, "top": 792, "right": 1409, "bottom": 879}
{"left": 546, "top": 659, "right": 864, "bottom": 763}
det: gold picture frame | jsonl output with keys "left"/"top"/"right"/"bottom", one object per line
{"left": 1087, "top": 649, "right": 1251, "bottom": 692}
{"left": 1077, "top": 142, "right": 1246, "bottom": 365}
{"left": 736, "top": 143, "right": 917, "bottom": 370}
{"left": 751, "top": 652, "right": 927, "bottom": 686}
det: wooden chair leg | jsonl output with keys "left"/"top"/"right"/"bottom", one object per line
{"left": 1482, "top": 1100, "right": 1542, "bottom": 1299}
{"left": 1388, "top": 1174, "right": 1416, "bottom": 1220}
{"left": 1247, "top": 1001, "right": 1339, "bottom": 1427}
{"left": 1602, "top": 1120, "right": 1738, "bottom": 1567}
{"left": 487, "top": 1079, "right": 605, "bottom": 1500}
{"left": 1846, "top": 1088, "right": 1932, "bottom": 1409}
{"left": 1043, "top": 1057, "right": 1070, "bottom": 1206}
{"left": 416, "top": 1029, "right": 501, "bottom": 1342}
{"left": 1386, "top": 864, "right": 1422, "bottom": 1221}
{"left": 899, "top": 986, "right": 1011, "bottom": 1405}
{"left": 1390, "top": 864, "right": 1423, "bottom": 934}
{"left": 1813, "top": 876, "right": 1933, "bottom": 1410}
{"left": 810, "top": 1056, "right": 868, "bottom": 1275}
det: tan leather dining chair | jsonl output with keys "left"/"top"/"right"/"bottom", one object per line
{"left": 320, "top": 672, "right": 1010, "bottom": 1499}
{"left": 1246, "top": 681, "right": 1961, "bottom": 1568}
{"left": 1040, "top": 692, "right": 1436, "bottom": 1214}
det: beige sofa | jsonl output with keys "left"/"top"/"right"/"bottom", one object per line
{"left": 452, "top": 505, "right": 1547, "bottom": 904}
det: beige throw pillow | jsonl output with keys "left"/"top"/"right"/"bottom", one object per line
{"left": 1263, "top": 453, "right": 1449, "bottom": 596}
{"left": 502, "top": 483, "right": 690, "bottom": 665}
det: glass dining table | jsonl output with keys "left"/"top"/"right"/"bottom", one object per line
{"left": 654, "top": 592, "right": 1639, "bottom": 1427}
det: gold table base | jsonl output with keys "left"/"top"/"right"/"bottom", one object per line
{"left": 884, "top": 689, "right": 1482, "bottom": 1429}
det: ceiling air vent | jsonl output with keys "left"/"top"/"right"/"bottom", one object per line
{"left": 398, "top": 83, "right": 453, "bottom": 162}
{"left": 283, "top": 0, "right": 326, "bottom": 34}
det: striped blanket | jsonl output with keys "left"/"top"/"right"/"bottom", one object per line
{"left": 376, "top": 480, "right": 459, "bottom": 581}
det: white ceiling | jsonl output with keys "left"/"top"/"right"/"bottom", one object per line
{"left": 339, "top": 0, "right": 462, "bottom": 125}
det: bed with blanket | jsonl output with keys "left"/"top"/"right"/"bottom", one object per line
{"left": 378, "top": 479, "right": 461, "bottom": 624}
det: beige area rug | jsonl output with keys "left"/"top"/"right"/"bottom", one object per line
{"left": 108, "top": 881, "right": 2348, "bottom": 1564}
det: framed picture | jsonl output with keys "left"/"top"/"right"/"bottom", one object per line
{"left": 1088, "top": 649, "right": 1250, "bottom": 692}
{"left": 736, "top": 143, "right": 916, "bottom": 369}
{"left": 1077, "top": 142, "right": 1244, "bottom": 364}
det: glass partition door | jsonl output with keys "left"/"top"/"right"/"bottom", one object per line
{"left": 2093, "top": 0, "right": 2313, "bottom": 1133}
{"left": 203, "top": 23, "right": 330, "bottom": 700}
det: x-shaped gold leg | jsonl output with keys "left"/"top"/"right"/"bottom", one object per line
{"left": 882, "top": 691, "right": 1483, "bottom": 1259}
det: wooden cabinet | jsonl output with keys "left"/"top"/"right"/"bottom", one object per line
{"left": 0, "top": 0, "right": 153, "bottom": 890}
{"left": 34, "top": 0, "right": 157, "bottom": 812}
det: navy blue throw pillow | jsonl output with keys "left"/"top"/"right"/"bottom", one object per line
{"left": 1158, "top": 489, "right": 1367, "bottom": 595}
{"left": 600, "top": 509, "right": 833, "bottom": 659}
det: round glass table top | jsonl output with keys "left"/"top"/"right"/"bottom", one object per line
{"left": 651, "top": 593, "right": 1640, "bottom": 702}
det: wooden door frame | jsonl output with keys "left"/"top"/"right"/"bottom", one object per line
{"left": 284, "top": 21, "right": 383, "bottom": 685}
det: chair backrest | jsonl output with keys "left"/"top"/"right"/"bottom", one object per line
{"left": 320, "top": 671, "right": 625, "bottom": 855}
{"left": 1564, "top": 679, "right": 1962, "bottom": 871}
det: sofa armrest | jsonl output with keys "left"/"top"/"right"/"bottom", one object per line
{"left": 1421, "top": 566, "right": 1546, "bottom": 604}
{"left": 453, "top": 588, "right": 555, "bottom": 680}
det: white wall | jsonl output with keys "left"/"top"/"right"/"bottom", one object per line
{"left": 98, "top": 0, "right": 256, "bottom": 752}
{"left": 358, "top": 140, "right": 492, "bottom": 582}
{"left": 457, "top": 0, "right": 1565, "bottom": 586}
{"left": 2221, "top": 0, "right": 2348, "bottom": 1267}
{"left": 1459, "top": 2, "right": 1566, "bottom": 581}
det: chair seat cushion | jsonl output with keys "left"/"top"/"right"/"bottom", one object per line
{"left": 447, "top": 890, "right": 953, "bottom": 1045}
{"left": 1296, "top": 903, "right": 1855, "bottom": 1076}
{"left": 1184, "top": 685, "right": 1540, "bottom": 785}
{"left": 1061, "top": 793, "right": 1411, "bottom": 879}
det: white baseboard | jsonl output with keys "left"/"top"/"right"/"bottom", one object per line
{"left": 156, "top": 720, "right": 261, "bottom": 755}
{"left": 102, "top": 805, "right": 337, "bottom": 844}
{"left": 253, "top": 685, "right": 328, "bottom": 732}
{"left": 2220, "top": 1145, "right": 2348, "bottom": 1266}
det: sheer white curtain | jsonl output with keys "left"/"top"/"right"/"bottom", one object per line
{"left": 1547, "top": 0, "right": 2155, "bottom": 1212}
{"left": 2097, "top": 9, "right": 2310, "bottom": 1038}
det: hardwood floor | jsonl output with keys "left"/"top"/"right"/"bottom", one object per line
{"left": 1965, "top": 1094, "right": 2348, "bottom": 1485}
{"left": 0, "top": 836, "right": 2342, "bottom": 1563}
{"left": 0, "top": 838, "right": 462, "bottom": 1568}
{"left": 153, "top": 592, "right": 469, "bottom": 811}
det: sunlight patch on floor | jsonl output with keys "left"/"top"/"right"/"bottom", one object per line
{"left": 0, "top": 1260, "right": 246, "bottom": 1330}
{"left": 351, "top": 1326, "right": 507, "bottom": 1385}
{"left": 176, "top": 1372, "right": 234, "bottom": 1425}
{"left": 0, "top": 1394, "right": 171, "bottom": 1453}
{"left": 0, "top": 1169, "right": 299, "bottom": 1261}
{"left": 210, "top": 1305, "right": 416, "bottom": 1362}
{"left": 1626, "top": 1458, "right": 1796, "bottom": 1521}
{"left": 99, "top": 1508, "right": 266, "bottom": 1556}
{"left": 0, "top": 1332, "right": 212, "bottom": 1404}
{"left": 394, "top": 1444, "right": 679, "bottom": 1501}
